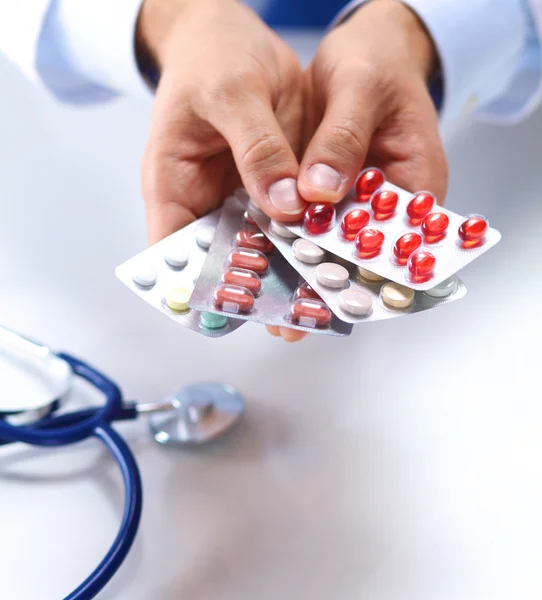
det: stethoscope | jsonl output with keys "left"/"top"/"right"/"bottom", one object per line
{"left": 0, "top": 326, "right": 245, "bottom": 600}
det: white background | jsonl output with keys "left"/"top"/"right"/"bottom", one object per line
{"left": 0, "top": 32, "right": 541, "bottom": 600}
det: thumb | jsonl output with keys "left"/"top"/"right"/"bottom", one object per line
{"left": 298, "top": 81, "right": 381, "bottom": 204}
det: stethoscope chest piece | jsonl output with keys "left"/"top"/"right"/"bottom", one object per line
{"left": 148, "top": 382, "right": 245, "bottom": 446}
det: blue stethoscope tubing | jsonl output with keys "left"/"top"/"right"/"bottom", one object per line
{"left": 0, "top": 353, "right": 144, "bottom": 600}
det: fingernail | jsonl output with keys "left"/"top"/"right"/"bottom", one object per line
{"left": 268, "top": 178, "right": 305, "bottom": 214}
{"left": 306, "top": 164, "right": 342, "bottom": 192}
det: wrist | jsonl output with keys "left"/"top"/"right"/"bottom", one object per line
{"left": 135, "top": 0, "right": 225, "bottom": 73}
{"left": 392, "top": 1, "right": 439, "bottom": 79}
{"left": 351, "top": 0, "right": 439, "bottom": 80}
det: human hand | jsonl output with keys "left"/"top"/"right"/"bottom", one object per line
{"left": 138, "top": 0, "right": 310, "bottom": 342}
{"left": 298, "top": 0, "right": 447, "bottom": 205}
{"left": 268, "top": 0, "right": 447, "bottom": 343}
{"left": 137, "top": 0, "right": 305, "bottom": 246}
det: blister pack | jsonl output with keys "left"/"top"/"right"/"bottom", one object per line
{"left": 283, "top": 168, "right": 501, "bottom": 291}
{"left": 188, "top": 196, "right": 353, "bottom": 337}
{"left": 251, "top": 209, "right": 467, "bottom": 324}
{"left": 115, "top": 210, "right": 245, "bottom": 337}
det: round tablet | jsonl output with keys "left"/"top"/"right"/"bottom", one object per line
{"left": 164, "top": 245, "right": 189, "bottom": 268}
{"left": 315, "top": 263, "right": 349, "bottom": 289}
{"left": 424, "top": 275, "right": 458, "bottom": 299}
{"left": 166, "top": 287, "right": 192, "bottom": 312}
{"left": 132, "top": 264, "right": 157, "bottom": 288}
{"left": 357, "top": 267, "right": 385, "bottom": 282}
{"left": 195, "top": 223, "right": 216, "bottom": 249}
{"left": 293, "top": 239, "right": 325, "bottom": 264}
{"left": 381, "top": 282, "right": 415, "bottom": 309}
{"left": 200, "top": 311, "right": 229, "bottom": 330}
{"left": 270, "top": 219, "right": 298, "bottom": 239}
{"left": 338, "top": 288, "right": 372, "bottom": 316}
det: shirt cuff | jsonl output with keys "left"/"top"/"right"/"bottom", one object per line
{"left": 329, "top": 0, "right": 368, "bottom": 28}
{"left": 402, "top": 0, "right": 528, "bottom": 128}
{"left": 37, "top": 0, "right": 153, "bottom": 104}
{"left": 475, "top": 0, "right": 542, "bottom": 124}
{"left": 329, "top": 0, "right": 443, "bottom": 111}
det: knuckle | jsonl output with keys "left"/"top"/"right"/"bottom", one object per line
{"left": 324, "top": 118, "right": 368, "bottom": 164}
{"left": 206, "top": 69, "right": 259, "bottom": 105}
{"left": 240, "top": 132, "right": 291, "bottom": 174}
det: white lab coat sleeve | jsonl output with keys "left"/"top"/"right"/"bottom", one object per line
{"left": 0, "top": 0, "right": 152, "bottom": 105}
{"left": 332, "top": 0, "right": 540, "bottom": 127}
{"left": 0, "top": 0, "right": 51, "bottom": 82}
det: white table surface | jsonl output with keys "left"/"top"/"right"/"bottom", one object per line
{"left": 0, "top": 32, "right": 541, "bottom": 600}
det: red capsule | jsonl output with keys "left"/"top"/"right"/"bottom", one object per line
{"left": 235, "top": 229, "right": 274, "bottom": 254}
{"left": 228, "top": 249, "right": 268, "bottom": 274}
{"left": 422, "top": 211, "right": 450, "bottom": 244}
{"left": 371, "top": 190, "right": 399, "bottom": 221}
{"left": 407, "top": 192, "right": 435, "bottom": 225}
{"left": 393, "top": 232, "right": 423, "bottom": 265}
{"left": 408, "top": 250, "right": 436, "bottom": 283}
{"left": 289, "top": 299, "right": 331, "bottom": 328}
{"left": 295, "top": 282, "right": 322, "bottom": 301}
{"left": 356, "top": 168, "right": 385, "bottom": 202}
{"left": 355, "top": 227, "right": 385, "bottom": 259}
{"left": 222, "top": 267, "right": 261, "bottom": 295}
{"left": 214, "top": 284, "right": 255, "bottom": 313}
{"left": 303, "top": 202, "right": 336, "bottom": 235}
{"left": 341, "top": 209, "right": 370, "bottom": 241}
{"left": 243, "top": 210, "right": 257, "bottom": 227}
{"left": 458, "top": 215, "right": 488, "bottom": 248}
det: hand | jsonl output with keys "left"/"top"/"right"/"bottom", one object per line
{"left": 138, "top": 0, "right": 305, "bottom": 246}
{"left": 138, "top": 0, "right": 308, "bottom": 342}
{"left": 298, "top": 0, "right": 448, "bottom": 205}
{"left": 269, "top": 0, "right": 447, "bottom": 343}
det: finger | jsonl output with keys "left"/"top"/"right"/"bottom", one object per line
{"left": 142, "top": 82, "right": 228, "bottom": 245}
{"left": 266, "top": 325, "right": 281, "bottom": 337}
{"left": 274, "top": 72, "right": 304, "bottom": 162}
{"left": 280, "top": 328, "right": 307, "bottom": 343}
{"left": 298, "top": 71, "right": 383, "bottom": 204}
{"left": 367, "top": 92, "right": 448, "bottom": 203}
{"left": 201, "top": 84, "right": 306, "bottom": 221}
{"left": 301, "top": 65, "right": 323, "bottom": 157}
{"left": 142, "top": 150, "right": 228, "bottom": 245}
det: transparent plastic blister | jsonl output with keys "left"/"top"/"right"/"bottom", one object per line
{"left": 250, "top": 209, "right": 467, "bottom": 324}
{"left": 282, "top": 168, "right": 501, "bottom": 291}
{"left": 188, "top": 196, "right": 353, "bottom": 336}
{"left": 115, "top": 210, "right": 245, "bottom": 337}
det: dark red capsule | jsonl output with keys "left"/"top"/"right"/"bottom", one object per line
{"left": 355, "top": 227, "right": 385, "bottom": 259}
{"left": 407, "top": 192, "right": 435, "bottom": 225}
{"left": 228, "top": 249, "right": 268, "bottom": 274}
{"left": 393, "top": 232, "right": 423, "bottom": 265}
{"left": 458, "top": 215, "right": 488, "bottom": 248}
{"left": 408, "top": 250, "right": 436, "bottom": 283}
{"left": 303, "top": 203, "right": 336, "bottom": 235}
{"left": 371, "top": 190, "right": 399, "bottom": 221}
{"left": 422, "top": 212, "right": 449, "bottom": 244}
{"left": 214, "top": 284, "right": 254, "bottom": 313}
{"left": 243, "top": 210, "right": 257, "bottom": 227}
{"left": 295, "top": 282, "right": 322, "bottom": 301}
{"left": 356, "top": 168, "right": 385, "bottom": 202}
{"left": 289, "top": 299, "right": 331, "bottom": 328}
{"left": 341, "top": 209, "right": 370, "bottom": 241}
{"left": 222, "top": 267, "right": 261, "bottom": 295}
{"left": 235, "top": 229, "right": 274, "bottom": 254}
